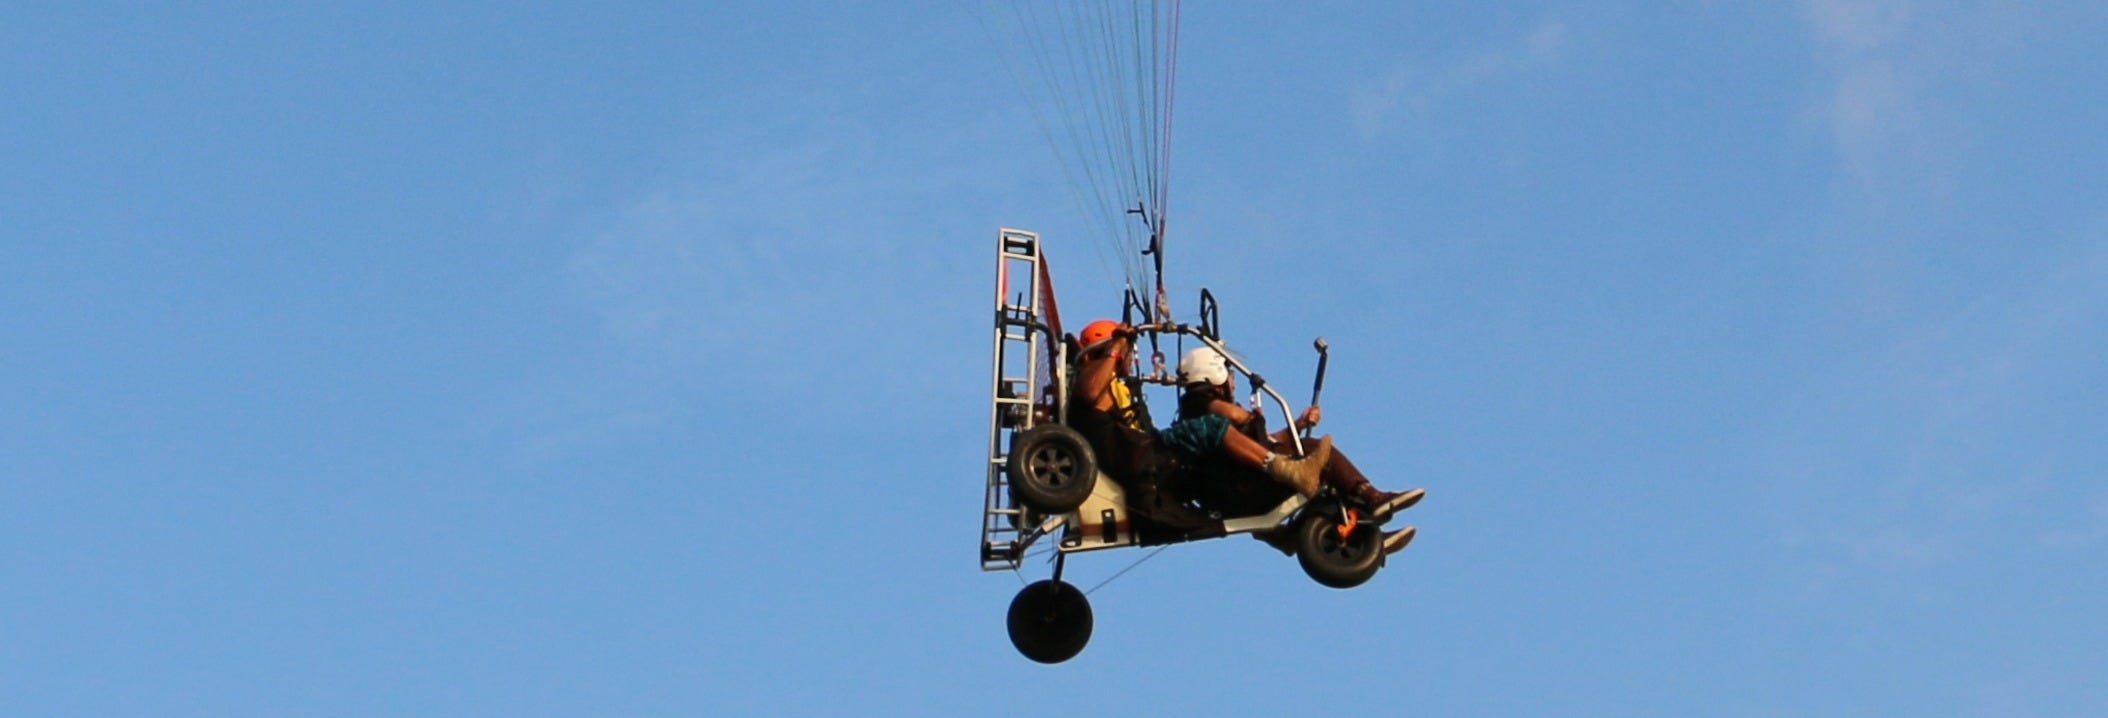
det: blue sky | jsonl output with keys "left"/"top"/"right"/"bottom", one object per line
{"left": 5, "top": 2, "right": 2105, "bottom": 715}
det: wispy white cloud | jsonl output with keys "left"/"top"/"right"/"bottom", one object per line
{"left": 2040, "top": 493, "right": 2108, "bottom": 550}
{"left": 1782, "top": 524, "right": 1956, "bottom": 574}
{"left": 1796, "top": 1, "right": 2059, "bottom": 201}
{"left": 1800, "top": 0, "right": 1938, "bottom": 196}
{"left": 560, "top": 85, "right": 921, "bottom": 359}
{"left": 1349, "top": 17, "right": 1569, "bottom": 140}
{"left": 534, "top": 180, "right": 810, "bottom": 455}
{"left": 1769, "top": 232, "right": 2108, "bottom": 580}
{"left": 569, "top": 163, "right": 822, "bottom": 348}
{"left": 568, "top": 185, "right": 754, "bottom": 358}
{"left": 561, "top": 85, "right": 1015, "bottom": 386}
{"left": 1804, "top": 0, "right": 1911, "bottom": 52}
{"left": 1779, "top": 8, "right": 2103, "bottom": 578}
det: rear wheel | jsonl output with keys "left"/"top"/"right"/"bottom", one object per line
{"left": 1007, "top": 579, "right": 1092, "bottom": 663}
{"left": 1295, "top": 505, "right": 1384, "bottom": 589}
{"left": 1007, "top": 425, "right": 1098, "bottom": 512}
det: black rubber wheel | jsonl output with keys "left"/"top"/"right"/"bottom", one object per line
{"left": 1006, "top": 579, "right": 1093, "bottom": 663}
{"left": 1006, "top": 425, "right": 1098, "bottom": 513}
{"left": 1295, "top": 506, "right": 1384, "bottom": 589}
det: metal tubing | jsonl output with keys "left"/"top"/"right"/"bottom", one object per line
{"left": 1138, "top": 322, "right": 1298, "bottom": 452}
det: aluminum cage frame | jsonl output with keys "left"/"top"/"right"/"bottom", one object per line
{"left": 982, "top": 229, "right": 1333, "bottom": 572}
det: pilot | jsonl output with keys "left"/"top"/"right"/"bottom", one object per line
{"left": 1177, "top": 346, "right": 1423, "bottom": 554}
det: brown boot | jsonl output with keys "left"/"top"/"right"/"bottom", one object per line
{"left": 1265, "top": 435, "right": 1333, "bottom": 497}
{"left": 1382, "top": 525, "right": 1417, "bottom": 555}
{"left": 1364, "top": 487, "right": 1425, "bottom": 520}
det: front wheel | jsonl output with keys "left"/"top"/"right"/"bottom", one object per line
{"left": 1007, "top": 579, "right": 1092, "bottom": 663}
{"left": 1295, "top": 505, "right": 1384, "bottom": 589}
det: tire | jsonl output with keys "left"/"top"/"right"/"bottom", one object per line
{"left": 1007, "top": 579, "right": 1093, "bottom": 664}
{"left": 1006, "top": 425, "right": 1098, "bottom": 513}
{"left": 1295, "top": 505, "right": 1384, "bottom": 589}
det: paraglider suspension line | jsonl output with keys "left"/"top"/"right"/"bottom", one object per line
{"left": 1085, "top": 545, "right": 1169, "bottom": 596}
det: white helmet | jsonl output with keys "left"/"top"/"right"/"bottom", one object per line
{"left": 1178, "top": 347, "right": 1231, "bottom": 386}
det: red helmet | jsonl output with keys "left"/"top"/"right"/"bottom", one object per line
{"left": 1079, "top": 320, "right": 1124, "bottom": 358}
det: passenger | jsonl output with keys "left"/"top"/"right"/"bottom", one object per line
{"left": 1067, "top": 320, "right": 1330, "bottom": 493}
{"left": 1177, "top": 346, "right": 1423, "bottom": 553}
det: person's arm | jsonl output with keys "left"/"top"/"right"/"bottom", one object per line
{"left": 1268, "top": 405, "right": 1322, "bottom": 443}
{"left": 1074, "top": 327, "right": 1137, "bottom": 412}
{"left": 1204, "top": 397, "right": 1255, "bottom": 428}
{"left": 1075, "top": 356, "right": 1117, "bottom": 412}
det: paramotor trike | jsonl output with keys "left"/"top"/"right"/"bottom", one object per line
{"left": 980, "top": 228, "right": 1408, "bottom": 663}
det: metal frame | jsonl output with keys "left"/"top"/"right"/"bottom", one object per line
{"left": 1138, "top": 324, "right": 1308, "bottom": 457}
{"left": 981, "top": 229, "right": 1326, "bottom": 571}
{"left": 981, "top": 228, "right": 1052, "bottom": 570}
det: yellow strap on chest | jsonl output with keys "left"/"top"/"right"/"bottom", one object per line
{"left": 1108, "top": 379, "right": 1143, "bottom": 430}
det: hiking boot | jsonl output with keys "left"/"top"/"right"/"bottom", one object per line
{"left": 1251, "top": 529, "right": 1297, "bottom": 557}
{"left": 1364, "top": 487, "right": 1425, "bottom": 521}
{"left": 1382, "top": 525, "right": 1417, "bottom": 555}
{"left": 1265, "top": 436, "right": 1332, "bottom": 497}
